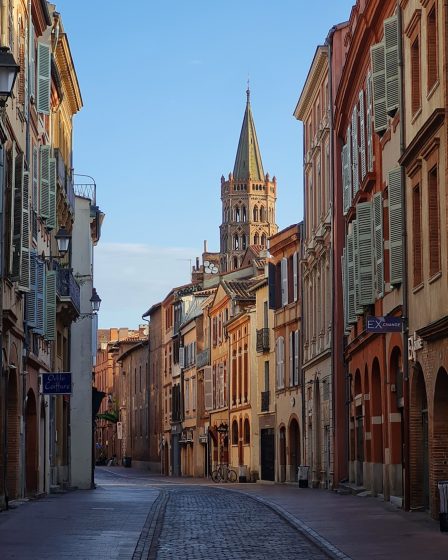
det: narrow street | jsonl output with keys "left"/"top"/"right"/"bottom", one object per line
{"left": 0, "top": 468, "right": 328, "bottom": 560}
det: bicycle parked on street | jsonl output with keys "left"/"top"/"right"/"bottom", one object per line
{"left": 211, "top": 464, "right": 237, "bottom": 483}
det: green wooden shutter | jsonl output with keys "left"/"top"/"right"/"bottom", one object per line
{"left": 45, "top": 269, "right": 56, "bottom": 340}
{"left": 47, "top": 157, "right": 57, "bottom": 230}
{"left": 388, "top": 167, "right": 403, "bottom": 285}
{"left": 359, "top": 90, "right": 366, "bottom": 180}
{"left": 347, "top": 231, "right": 356, "bottom": 324}
{"left": 353, "top": 220, "right": 363, "bottom": 315}
{"left": 36, "top": 259, "right": 45, "bottom": 335}
{"left": 346, "top": 124, "right": 352, "bottom": 204}
{"left": 19, "top": 171, "right": 30, "bottom": 291}
{"left": 384, "top": 15, "right": 399, "bottom": 115}
{"left": 40, "top": 145, "right": 50, "bottom": 220}
{"left": 373, "top": 192, "right": 384, "bottom": 298}
{"left": 351, "top": 108, "right": 359, "bottom": 195}
{"left": 11, "top": 152, "right": 23, "bottom": 280}
{"left": 29, "top": 24, "right": 35, "bottom": 100}
{"left": 32, "top": 146, "right": 38, "bottom": 212}
{"left": 366, "top": 73, "right": 374, "bottom": 172}
{"left": 342, "top": 144, "right": 350, "bottom": 215}
{"left": 26, "top": 251, "right": 37, "bottom": 327}
{"left": 342, "top": 249, "right": 348, "bottom": 331}
{"left": 371, "top": 42, "right": 388, "bottom": 133}
{"left": 37, "top": 42, "right": 51, "bottom": 114}
{"left": 357, "top": 201, "right": 375, "bottom": 305}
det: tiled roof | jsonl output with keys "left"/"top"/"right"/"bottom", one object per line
{"left": 223, "top": 278, "right": 258, "bottom": 300}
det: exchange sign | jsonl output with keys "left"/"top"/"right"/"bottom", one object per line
{"left": 42, "top": 372, "right": 72, "bottom": 395}
{"left": 366, "top": 316, "right": 403, "bottom": 333}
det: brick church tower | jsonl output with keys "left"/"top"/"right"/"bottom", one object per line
{"left": 219, "top": 89, "right": 278, "bottom": 272}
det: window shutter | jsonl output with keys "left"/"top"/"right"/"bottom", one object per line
{"left": 37, "top": 42, "right": 51, "bottom": 114}
{"left": 384, "top": 15, "right": 399, "bottom": 115}
{"left": 45, "top": 270, "right": 56, "bottom": 340}
{"left": 388, "top": 167, "right": 403, "bottom": 285}
{"left": 342, "top": 144, "right": 350, "bottom": 215}
{"left": 36, "top": 259, "right": 45, "bottom": 335}
{"left": 347, "top": 231, "right": 356, "bottom": 324}
{"left": 40, "top": 145, "right": 50, "bottom": 220}
{"left": 212, "top": 317, "right": 217, "bottom": 346}
{"left": 373, "top": 192, "right": 384, "bottom": 298}
{"left": 294, "top": 330, "right": 299, "bottom": 386}
{"left": 293, "top": 251, "right": 298, "bottom": 301}
{"left": 341, "top": 249, "right": 348, "bottom": 331}
{"left": 346, "top": 124, "right": 352, "bottom": 203}
{"left": 366, "top": 73, "right": 374, "bottom": 172}
{"left": 289, "top": 331, "right": 293, "bottom": 388}
{"left": 12, "top": 153, "right": 23, "bottom": 280}
{"left": 179, "top": 346, "right": 185, "bottom": 368}
{"left": 26, "top": 251, "right": 37, "bottom": 327}
{"left": 281, "top": 257, "right": 288, "bottom": 307}
{"left": 353, "top": 220, "right": 363, "bottom": 315}
{"left": 32, "top": 146, "right": 38, "bottom": 212}
{"left": 268, "top": 262, "right": 277, "bottom": 309}
{"left": 371, "top": 42, "right": 388, "bottom": 132}
{"left": 204, "top": 366, "right": 213, "bottom": 410}
{"left": 19, "top": 171, "right": 31, "bottom": 291}
{"left": 359, "top": 90, "right": 366, "bottom": 180}
{"left": 351, "top": 107, "right": 359, "bottom": 195}
{"left": 29, "top": 24, "right": 35, "bottom": 100}
{"left": 219, "top": 363, "right": 224, "bottom": 408}
{"left": 47, "top": 158, "right": 56, "bottom": 230}
{"left": 357, "top": 201, "right": 375, "bottom": 305}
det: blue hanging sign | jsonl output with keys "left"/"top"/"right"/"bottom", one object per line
{"left": 42, "top": 372, "right": 72, "bottom": 395}
{"left": 366, "top": 316, "right": 403, "bottom": 333}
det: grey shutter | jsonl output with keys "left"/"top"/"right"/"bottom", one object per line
{"left": 342, "top": 144, "right": 350, "bottom": 215}
{"left": 29, "top": 24, "right": 35, "bottom": 100}
{"left": 36, "top": 259, "right": 45, "bottom": 335}
{"left": 40, "top": 145, "right": 50, "bottom": 220}
{"left": 47, "top": 158, "right": 56, "bottom": 230}
{"left": 179, "top": 347, "right": 185, "bottom": 368}
{"left": 294, "top": 330, "right": 299, "bottom": 386}
{"left": 37, "top": 42, "right": 51, "bottom": 114}
{"left": 384, "top": 15, "right": 399, "bottom": 114}
{"left": 359, "top": 90, "right": 367, "bottom": 180}
{"left": 366, "top": 73, "right": 374, "bottom": 172}
{"left": 281, "top": 257, "right": 288, "bottom": 307}
{"left": 388, "top": 167, "right": 403, "bottom": 284}
{"left": 11, "top": 153, "right": 23, "bottom": 280}
{"left": 45, "top": 270, "right": 56, "bottom": 340}
{"left": 351, "top": 107, "right": 359, "bottom": 195}
{"left": 19, "top": 171, "right": 30, "bottom": 291}
{"left": 204, "top": 366, "right": 213, "bottom": 411}
{"left": 26, "top": 251, "right": 37, "bottom": 327}
{"left": 341, "top": 249, "right": 348, "bottom": 331}
{"left": 347, "top": 231, "right": 356, "bottom": 324}
{"left": 346, "top": 124, "right": 352, "bottom": 203}
{"left": 32, "top": 146, "right": 38, "bottom": 212}
{"left": 373, "top": 192, "right": 384, "bottom": 298}
{"left": 357, "top": 201, "right": 375, "bottom": 305}
{"left": 353, "top": 220, "right": 363, "bottom": 315}
{"left": 293, "top": 251, "right": 298, "bottom": 301}
{"left": 371, "top": 42, "right": 388, "bottom": 132}
{"left": 289, "top": 331, "right": 293, "bottom": 387}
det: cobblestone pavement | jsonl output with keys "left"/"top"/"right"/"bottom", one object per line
{"left": 156, "top": 487, "right": 329, "bottom": 560}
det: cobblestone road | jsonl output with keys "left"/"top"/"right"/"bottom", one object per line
{"left": 156, "top": 487, "right": 328, "bottom": 560}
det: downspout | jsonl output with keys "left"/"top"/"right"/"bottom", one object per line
{"left": 397, "top": 4, "right": 410, "bottom": 511}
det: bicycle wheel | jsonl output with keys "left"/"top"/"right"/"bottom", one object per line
{"left": 227, "top": 469, "right": 237, "bottom": 483}
{"left": 211, "top": 469, "right": 221, "bottom": 483}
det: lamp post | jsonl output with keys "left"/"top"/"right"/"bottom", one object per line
{"left": 0, "top": 47, "right": 20, "bottom": 510}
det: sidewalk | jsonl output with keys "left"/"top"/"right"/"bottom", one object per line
{"left": 105, "top": 466, "right": 448, "bottom": 560}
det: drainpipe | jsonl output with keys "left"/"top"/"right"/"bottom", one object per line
{"left": 397, "top": 4, "right": 410, "bottom": 511}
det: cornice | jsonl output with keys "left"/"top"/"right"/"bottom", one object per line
{"left": 56, "top": 33, "right": 83, "bottom": 115}
{"left": 294, "top": 46, "right": 328, "bottom": 121}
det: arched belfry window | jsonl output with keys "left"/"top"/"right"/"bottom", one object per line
{"left": 261, "top": 234, "right": 266, "bottom": 247}
{"left": 260, "top": 206, "right": 266, "bottom": 222}
{"left": 254, "top": 233, "right": 259, "bottom": 245}
{"left": 235, "top": 206, "right": 240, "bottom": 222}
{"left": 242, "top": 205, "right": 247, "bottom": 222}
{"left": 253, "top": 206, "right": 259, "bottom": 222}
{"left": 242, "top": 234, "right": 247, "bottom": 250}
{"left": 233, "top": 234, "right": 239, "bottom": 250}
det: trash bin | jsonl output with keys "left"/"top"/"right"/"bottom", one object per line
{"left": 438, "top": 480, "right": 448, "bottom": 532}
{"left": 123, "top": 456, "right": 132, "bottom": 468}
{"left": 238, "top": 465, "right": 248, "bottom": 483}
{"left": 298, "top": 465, "right": 310, "bottom": 488}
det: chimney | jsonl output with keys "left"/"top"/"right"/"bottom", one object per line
{"left": 204, "top": 240, "right": 208, "bottom": 253}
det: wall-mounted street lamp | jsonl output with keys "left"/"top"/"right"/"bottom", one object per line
{"left": 0, "top": 46, "right": 19, "bottom": 108}
{"left": 90, "top": 288, "right": 101, "bottom": 313}
{"left": 55, "top": 226, "right": 71, "bottom": 256}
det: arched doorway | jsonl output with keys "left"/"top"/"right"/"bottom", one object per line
{"left": 289, "top": 418, "right": 300, "bottom": 482}
{"left": 410, "top": 363, "right": 429, "bottom": 511}
{"left": 279, "top": 426, "right": 286, "bottom": 482}
{"left": 25, "top": 390, "right": 38, "bottom": 495}
{"left": 389, "top": 347, "right": 403, "bottom": 499}
{"left": 432, "top": 367, "right": 448, "bottom": 518}
{"left": 7, "top": 368, "right": 19, "bottom": 500}
{"left": 371, "top": 358, "right": 383, "bottom": 494}
{"left": 354, "top": 369, "right": 364, "bottom": 486}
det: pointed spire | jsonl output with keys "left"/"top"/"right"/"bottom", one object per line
{"left": 233, "top": 88, "right": 265, "bottom": 182}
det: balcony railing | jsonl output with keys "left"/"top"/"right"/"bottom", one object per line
{"left": 56, "top": 266, "right": 80, "bottom": 315}
{"left": 261, "top": 391, "right": 270, "bottom": 412}
{"left": 256, "top": 328, "right": 270, "bottom": 353}
{"left": 54, "top": 149, "right": 75, "bottom": 215}
{"left": 196, "top": 348, "right": 210, "bottom": 369}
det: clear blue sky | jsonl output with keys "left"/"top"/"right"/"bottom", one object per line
{"left": 55, "top": 0, "right": 354, "bottom": 328}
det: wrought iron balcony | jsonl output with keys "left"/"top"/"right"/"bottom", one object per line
{"left": 196, "top": 347, "right": 210, "bottom": 369}
{"left": 261, "top": 391, "right": 270, "bottom": 412}
{"left": 256, "top": 328, "right": 270, "bottom": 353}
{"left": 56, "top": 265, "right": 80, "bottom": 321}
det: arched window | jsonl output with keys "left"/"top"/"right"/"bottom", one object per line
{"left": 232, "top": 420, "right": 238, "bottom": 445}
{"left": 253, "top": 206, "right": 259, "bottom": 221}
{"left": 261, "top": 234, "right": 266, "bottom": 247}
{"left": 242, "top": 205, "right": 247, "bottom": 222}
{"left": 260, "top": 206, "right": 266, "bottom": 222}
{"left": 233, "top": 257, "right": 238, "bottom": 269}
{"left": 254, "top": 233, "right": 259, "bottom": 245}
{"left": 242, "top": 234, "right": 247, "bottom": 250}
{"left": 233, "top": 234, "right": 239, "bottom": 250}
{"left": 244, "top": 418, "right": 250, "bottom": 444}
{"left": 235, "top": 206, "right": 240, "bottom": 222}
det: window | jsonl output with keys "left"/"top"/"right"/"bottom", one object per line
{"left": 232, "top": 420, "right": 238, "bottom": 445}
{"left": 412, "top": 183, "right": 422, "bottom": 286}
{"left": 242, "top": 205, "right": 247, "bottom": 222}
{"left": 427, "top": 5, "right": 437, "bottom": 91}
{"left": 276, "top": 336, "right": 285, "bottom": 389}
{"left": 260, "top": 206, "right": 265, "bottom": 222}
{"left": 264, "top": 361, "right": 269, "bottom": 392}
{"left": 254, "top": 233, "right": 259, "bottom": 245}
{"left": 411, "top": 35, "right": 421, "bottom": 115}
{"left": 243, "top": 419, "right": 250, "bottom": 444}
{"left": 261, "top": 234, "right": 266, "bottom": 247}
{"left": 253, "top": 206, "right": 259, "bottom": 221}
{"left": 428, "top": 164, "right": 440, "bottom": 277}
